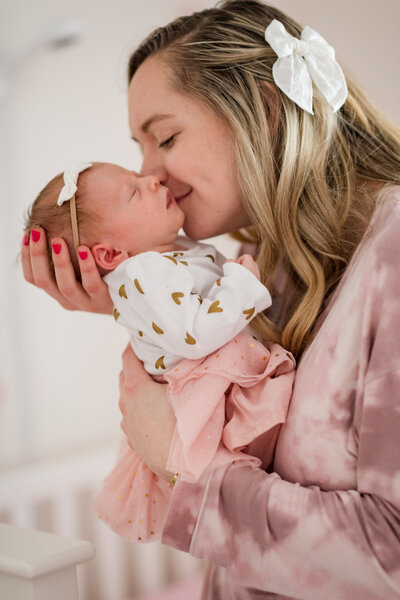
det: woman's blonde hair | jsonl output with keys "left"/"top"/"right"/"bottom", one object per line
{"left": 128, "top": 0, "right": 400, "bottom": 358}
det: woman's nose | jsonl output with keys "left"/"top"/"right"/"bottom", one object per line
{"left": 140, "top": 156, "right": 168, "bottom": 185}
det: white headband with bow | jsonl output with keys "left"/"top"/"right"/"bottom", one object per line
{"left": 264, "top": 19, "right": 347, "bottom": 115}
{"left": 57, "top": 162, "right": 93, "bottom": 206}
{"left": 56, "top": 162, "right": 92, "bottom": 252}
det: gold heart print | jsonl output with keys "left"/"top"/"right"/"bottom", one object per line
{"left": 171, "top": 292, "right": 184, "bottom": 305}
{"left": 152, "top": 322, "right": 164, "bottom": 335}
{"left": 173, "top": 252, "right": 184, "bottom": 257}
{"left": 155, "top": 356, "right": 166, "bottom": 370}
{"left": 205, "top": 254, "right": 215, "bottom": 262}
{"left": 164, "top": 256, "right": 178, "bottom": 265}
{"left": 134, "top": 278, "right": 144, "bottom": 294}
{"left": 216, "top": 278, "right": 221, "bottom": 286}
{"left": 243, "top": 307, "right": 255, "bottom": 320}
{"left": 208, "top": 300, "right": 223, "bottom": 313}
{"left": 185, "top": 332, "right": 196, "bottom": 345}
{"left": 119, "top": 284, "right": 128, "bottom": 299}
{"left": 113, "top": 308, "right": 120, "bottom": 321}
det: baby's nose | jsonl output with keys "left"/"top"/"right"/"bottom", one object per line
{"left": 141, "top": 175, "right": 160, "bottom": 191}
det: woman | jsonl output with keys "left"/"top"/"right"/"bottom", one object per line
{"left": 22, "top": 1, "right": 400, "bottom": 598}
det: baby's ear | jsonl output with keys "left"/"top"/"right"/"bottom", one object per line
{"left": 91, "top": 243, "right": 128, "bottom": 271}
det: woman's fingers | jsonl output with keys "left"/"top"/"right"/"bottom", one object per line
{"left": 21, "top": 232, "right": 34, "bottom": 284}
{"left": 51, "top": 239, "right": 113, "bottom": 313}
{"left": 77, "top": 246, "right": 114, "bottom": 314}
{"left": 21, "top": 229, "right": 113, "bottom": 314}
{"left": 51, "top": 238, "right": 92, "bottom": 310}
{"left": 121, "top": 344, "right": 153, "bottom": 388}
{"left": 25, "top": 227, "right": 76, "bottom": 310}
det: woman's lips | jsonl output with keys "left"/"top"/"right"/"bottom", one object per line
{"left": 175, "top": 190, "right": 191, "bottom": 204}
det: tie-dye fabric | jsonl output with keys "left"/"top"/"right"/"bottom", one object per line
{"left": 162, "top": 187, "right": 400, "bottom": 599}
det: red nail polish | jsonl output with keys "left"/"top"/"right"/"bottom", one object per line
{"left": 79, "top": 250, "right": 88, "bottom": 261}
{"left": 31, "top": 230, "right": 40, "bottom": 243}
{"left": 52, "top": 243, "right": 61, "bottom": 255}
{"left": 23, "top": 234, "right": 29, "bottom": 246}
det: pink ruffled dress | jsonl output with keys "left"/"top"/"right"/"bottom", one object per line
{"left": 94, "top": 333, "right": 295, "bottom": 542}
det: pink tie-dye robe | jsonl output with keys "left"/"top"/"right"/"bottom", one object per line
{"left": 161, "top": 187, "right": 400, "bottom": 599}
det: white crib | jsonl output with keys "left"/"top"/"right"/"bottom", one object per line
{"left": 0, "top": 443, "right": 204, "bottom": 600}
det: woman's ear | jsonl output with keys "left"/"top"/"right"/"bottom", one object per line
{"left": 91, "top": 243, "right": 128, "bottom": 272}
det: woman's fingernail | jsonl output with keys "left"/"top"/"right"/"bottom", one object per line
{"left": 52, "top": 243, "right": 62, "bottom": 255}
{"left": 78, "top": 250, "right": 88, "bottom": 261}
{"left": 23, "top": 233, "right": 29, "bottom": 246}
{"left": 31, "top": 230, "right": 40, "bottom": 243}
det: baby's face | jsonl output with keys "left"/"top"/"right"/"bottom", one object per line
{"left": 87, "top": 163, "right": 185, "bottom": 255}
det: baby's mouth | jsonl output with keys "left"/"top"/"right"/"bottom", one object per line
{"left": 166, "top": 190, "right": 174, "bottom": 209}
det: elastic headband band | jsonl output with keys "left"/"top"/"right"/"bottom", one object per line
{"left": 57, "top": 162, "right": 92, "bottom": 253}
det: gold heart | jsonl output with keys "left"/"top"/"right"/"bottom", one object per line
{"left": 179, "top": 260, "right": 188, "bottom": 266}
{"left": 134, "top": 278, "right": 144, "bottom": 294}
{"left": 243, "top": 307, "right": 255, "bottom": 320}
{"left": 138, "top": 330, "right": 143, "bottom": 337}
{"left": 198, "top": 296, "right": 203, "bottom": 304}
{"left": 119, "top": 284, "right": 128, "bottom": 299}
{"left": 173, "top": 252, "right": 184, "bottom": 257}
{"left": 155, "top": 356, "right": 166, "bottom": 370}
{"left": 152, "top": 322, "right": 164, "bottom": 335}
{"left": 216, "top": 278, "right": 221, "bottom": 287}
{"left": 164, "top": 255, "right": 177, "bottom": 265}
{"left": 113, "top": 308, "right": 120, "bottom": 321}
{"left": 208, "top": 300, "right": 223, "bottom": 313}
{"left": 172, "top": 292, "right": 184, "bottom": 305}
{"left": 185, "top": 332, "right": 196, "bottom": 345}
{"left": 205, "top": 254, "right": 215, "bottom": 262}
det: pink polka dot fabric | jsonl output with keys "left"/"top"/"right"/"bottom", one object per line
{"left": 94, "top": 333, "right": 295, "bottom": 542}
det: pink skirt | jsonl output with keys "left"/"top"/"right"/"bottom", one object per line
{"left": 94, "top": 334, "right": 295, "bottom": 542}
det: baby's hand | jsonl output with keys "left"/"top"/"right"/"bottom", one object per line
{"left": 225, "top": 254, "right": 261, "bottom": 280}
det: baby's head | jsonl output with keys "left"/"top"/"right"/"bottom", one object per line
{"left": 25, "top": 162, "right": 185, "bottom": 279}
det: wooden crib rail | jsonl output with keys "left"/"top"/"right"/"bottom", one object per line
{"left": 0, "top": 522, "right": 94, "bottom": 600}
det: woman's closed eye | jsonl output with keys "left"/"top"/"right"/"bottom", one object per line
{"left": 159, "top": 134, "right": 176, "bottom": 149}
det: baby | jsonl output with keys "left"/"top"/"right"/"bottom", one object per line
{"left": 26, "top": 162, "right": 295, "bottom": 542}
{"left": 26, "top": 162, "right": 271, "bottom": 373}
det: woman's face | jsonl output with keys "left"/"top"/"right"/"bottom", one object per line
{"left": 128, "top": 56, "right": 251, "bottom": 240}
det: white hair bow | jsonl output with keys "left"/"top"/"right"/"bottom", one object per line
{"left": 264, "top": 20, "right": 347, "bottom": 115}
{"left": 57, "top": 162, "right": 93, "bottom": 206}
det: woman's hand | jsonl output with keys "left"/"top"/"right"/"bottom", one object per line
{"left": 119, "top": 344, "right": 176, "bottom": 482}
{"left": 21, "top": 227, "right": 113, "bottom": 314}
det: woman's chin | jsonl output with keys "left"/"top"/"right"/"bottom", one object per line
{"left": 182, "top": 221, "right": 205, "bottom": 240}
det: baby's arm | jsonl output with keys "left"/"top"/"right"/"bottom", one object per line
{"left": 107, "top": 252, "right": 271, "bottom": 361}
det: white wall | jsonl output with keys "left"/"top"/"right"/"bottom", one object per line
{"left": 1, "top": 0, "right": 399, "bottom": 470}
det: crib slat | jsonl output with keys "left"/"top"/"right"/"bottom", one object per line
{"left": 134, "top": 543, "right": 165, "bottom": 592}
{"left": 93, "top": 517, "right": 127, "bottom": 600}
{"left": 9, "top": 502, "right": 37, "bottom": 531}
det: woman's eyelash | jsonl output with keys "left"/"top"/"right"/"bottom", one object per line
{"left": 159, "top": 135, "right": 175, "bottom": 148}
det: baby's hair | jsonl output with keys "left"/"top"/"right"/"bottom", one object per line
{"left": 128, "top": 0, "right": 400, "bottom": 358}
{"left": 25, "top": 164, "right": 102, "bottom": 279}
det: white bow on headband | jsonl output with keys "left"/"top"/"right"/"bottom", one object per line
{"left": 264, "top": 19, "right": 347, "bottom": 115}
{"left": 57, "top": 162, "right": 93, "bottom": 206}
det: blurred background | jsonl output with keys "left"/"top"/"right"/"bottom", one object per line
{"left": 0, "top": 0, "right": 399, "bottom": 598}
